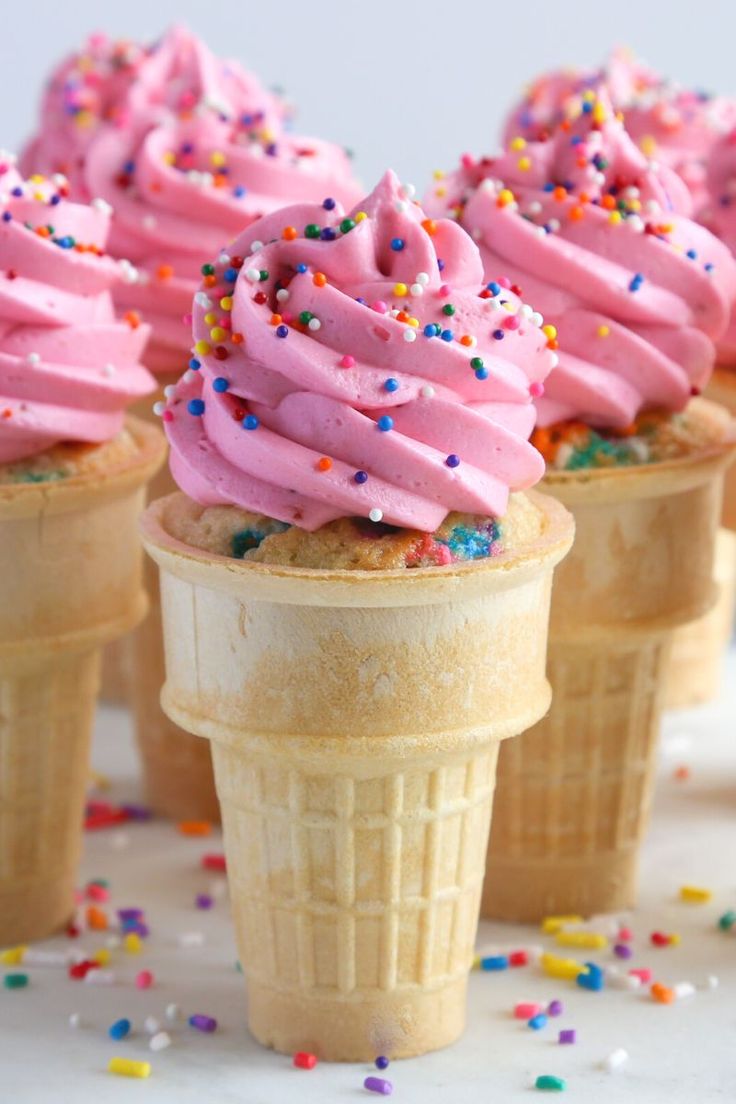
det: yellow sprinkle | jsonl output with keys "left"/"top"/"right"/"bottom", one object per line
{"left": 472, "top": 954, "right": 482, "bottom": 970}
{"left": 163, "top": 151, "right": 176, "bottom": 165}
{"left": 408, "top": 317, "right": 419, "bottom": 328}
{"left": 29, "top": 174, "right": 45, "bottom": 184}
{"left": 75, "top": 109, "right": 94, "bottom": 129}
{"left": 517, "top": 156, "right": 532, "bottom": 172}
{"left": 0, "top": 946, "right": 26, "bottom": 966}
{"left": 124, "top": 933, "right": 142, "bottom": 955}
{"left": 582, "top": 89, "right": 596, "bottom": 103}
{"left": 108, "top": 1058, "right": 151, "bottom": 1079}
{"left": 597, "top": 325, "right": 610, "bottom": 337}
{"left": 541, "top": 952, "right": 584, "bottom": 980}
{"left": 497, "top": 188, "right": 516, "bottom": 208}
{"left": 669, "top": 933, "right": 682, "bottom": 946}
{"left": 354, "top": 211, "right": 368, "bottom": 222}
{"left": 210, "top": 151, "right": 226, "bottom": 168}
{"left": 89, "top": 770, "right": 110, "bottom": 790}
{"left": 556, "top": 931, "right": 609, "bottom": 950}
{"left": 542, "top": 915, "right": 583, "bottom": 935}
{"left": 33, "top": 191, "right": 45, "bottom": 202}
{"left": 194, "top": 340, "right": 211, "bottom": 357}
{"left": 592, "top": 101, "right": 607, "bottom": 125}
{"left": 92, "top": 949, "right": 111, "bottom": 966}
{"left": 541, "top": 324, "right": 558, "bottom": 341}
{"left": 433, "top": 169, "right": 446, "bottom": 180}
{"left": 680, "top": 885, "right": 712, "bottom": 904}
{"left": 608, "top": 211, "right": 622, "bottom": 226}
{"left": 393, "top": 283, "right": 408, "bottom": 297}
{"left": 640, "top": 134, "right": 657, "bottom": 157}
{"left": 510, "top": 136, "right": 527, "bottom": 151}
{"left": 209, "top": 327, "right": 227, "bottom": 342}
{"left": 219, "top": 296, "right": 233, "bottom": 311}
{"left": 204, "top": 312, "right": 217, "bottom": 325}
{"left": 628, "top": 198, "right": 642, "bottom": 212}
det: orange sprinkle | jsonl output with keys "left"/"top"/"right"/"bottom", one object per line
{"left": 651, "top": 983, "right": 675, "bottom": 1004}
{"left": 674, "top": 765, "right": 691, "bottom": 781}
{"left": 552, "top": 186, "right": 567, "bottom": 202}
{"left": 601, "top": 195, "right": 617, "bottom": 210}
{"left": 316, "top": 457, "right": 332, "bottom": 472}
{"left": 123, "top": 310, "right": 141, "bottom": 330}
{"left": 396, "top": 310, "right": 410, "bottom": 323}
{"left": 312, "top": 272, "right": 327, "bottom": 287}
{"left": 547, "top": 338, "right": 559, "bottom": 350}
{"left": 178, "top": 821, "right": 212, "bottom": 837}
{"left": 86, "top": 906, "right": 108, "bottom": 930}
{"left": 269, "top": 313, "right": 282, "bottom": 326}
{"left": 568, "top": 206, "right": 585, "bottom": 222}
{"left": 35, "top": 225, "right": 51, "bottom": 238}
{"left": 2, "top": 408, "right": 12, "bottom": 419}
{"left": 231, "top": 332, "right": 244, "bottom": 344}
{"left": 459, "top": 335, "right": 473, "bottom": 347}
{"left": 156, "top": 264, "right": 174, "bottom": 281}
{"left": 421, "top": 218, "right": 437, "bottom": 236}
{"left": 579, "top": 192, "right": 590, "bottom": 205}
{"left": 203, "top": 274, "right": 217, "bottom": 288}
{"left": 282, "top": 225, "right": 298, "bottom": 241}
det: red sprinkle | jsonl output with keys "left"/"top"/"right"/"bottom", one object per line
{"left": 509, "top": 950, "right": 529, "bottom": 967}
{"left": 201, "top": 853, "right": 226, "bottom": 872}
{"left": 293, "top": 1052, "right": 317, "bottom": 1070}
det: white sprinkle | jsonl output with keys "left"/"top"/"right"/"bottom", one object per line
{"left": 110, "top": 831, "right": 129, "bottom": 850}
{"left": 547, "top": 218, "right": 560, "bottom": 232}
{"left": 527, "top": 200, "right": 543, "bottom": 215}
{"left": 471, "top": 227, "right": 483, "bottom": 241}
{"left": 529, "top": 312, "right": 544, "bottom": 327}
{"left": 276, "top": 288, "right": 290, "bottom": 302}
{"left": 68, "top": 1013, "right": 82, "bottom": 1029}
{"left": 26, "top": 353, "right": 41, "bottom": 366}
{"left": 705, "top": 975, "right": 719, "bottom": 990}
{"left": 195, "top": 292, "right": 213, "bottom": 308}
{"left": 91, "top": 197, "right": 113, "bottom": 216}
{"left": 102, "top": 363, "right": 116, "bottom": 377}
{"left": 420, "top": 385, "right": 435, "bottom": 399}
{"left": 144, "top": 1016, "right": 161, "bottom": 1035}
{"left": 674, "top": 981, "right": 696, "bottom": 999}
{"left": 164, "top": 385, "right": 176, "bottom": 400}
{"left": 153, "top": 401, "right": 166, "bottom": 417}
{"left": 399, "top": 182, "right": 416, "bottom": 199}
{"left": 403, "top": 329, "right": 417, "bottom": 343}
{"left": 626, "top": 215, "right": 645, "bottom": 233}
{"left": 105, "top": 935, "right": 122, "bottom": 950}
{"left": 307, "top": 318, "right": 321, "bottom": 331}
{"left": 415, "top": 272, "right": 430, "bottom": 286}
{"left": 394, "top": 200, "right": 408, "bottom": 214}
{"left": 249, "top": 240, "right": 263, "bottom": 254}
{"left": 84, "top": 969, "right": 116, "bottom": 985}
{"left": 165, "top": 1003, "right": 181, "bottom": 1022}
{"left": 602, "top": 1048, "right": 629, "bottom": 1072}
{"left": 553, "top": 443, "right": 574, "bottom": 471}
{"left": 178, "top": 931, "right": 205, "bottom": 947}
{"left": 549, "top": 352, "right": 559, "bottom": 369}
{"left": 118, "top": 259, "right": 138, "bottom": 284}
{"left": 182, "top": 370, "right": 198, "bottom": 385}
{"left": 410, "top": 283, "right": 424, "bottom": 296}
{"left": 520, "top": 304, "right": 533, "bottom": 319}
{"left": 480, "top": 179, "right": 496, "bottom": 194}
{"left": 150, "top": 1031, "right": 172, "bottom": 1052}
{"left": 245, "top": 267, "right": 261, "bottom": 282}
{"left": 217, "top": 252, "right": 231, "bottom": 266}
{"left": 23, "top": 949, "right": 70, "bottom": 966}
{"left": 368, "top": 508, "right": 384, "bottom": 523}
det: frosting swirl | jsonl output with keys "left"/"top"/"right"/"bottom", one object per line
{"left": 427, "top": 93, "right": 736, "bottom": 429}
{"left": 163, "top": 171, "right": 556, "bottom": 531}
{"left": 0, "top": 162, "right": 155, "bottom": 463}
{"left": 22, "top": 26, "right": 360, "bottom": 372}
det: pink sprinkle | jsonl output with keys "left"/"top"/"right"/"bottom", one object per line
{"left": 504, "top": 315, "right": 521, "bottom": 330}
{"left": 162, "top": 410, "right": 174, "bottom": 423}
{"left": 630, "top": 967, "right": 652, "bottom": 983}
{"left": 529, "top": 381, "right": 544, "bottom": 398}
{"left": 371, "top": 301, "right": 388, "bottom": 314}
{"left": 86, "top": 884, "right": 109, "bottom": 902}
{"left": 435, "top": 544, "right": 452, "bottom": 566}
{"left": 339, "top": 355, "right": 356, "bottom": 369}
{"left": 182, "top": 313, "right": 193, "bottom": 326}
{"left": 438, "top": 284, "right": 451, "bottom": 297}
{"left": 460, "top": 153, "right": 476, "bottom": 170}
{"left": 136, "top": 970, "right": 154, "bottom": 990}
{"left": 498, "top": 276, "right": 512, "bottom": 289}
{"left": 619, "top": 926, "right": 633, "bottom": 942}
{"left": 514, "top": 1002, "right": 542, "bottom": 1020}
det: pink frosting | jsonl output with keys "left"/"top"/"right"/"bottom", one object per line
{"left": 22, "top": 27, "right": 360, "bottom": 373}
{"left": 427, "top": 93, "right": 736, "bottom": 429}
{"left": 0, "top": 163, "right": 155, "bottom": 464}
{"left": 700, "top": 127, "right": 736, "bottom": 363}
{"left": 163, "top": 171, "right": 557, "bottom": 531}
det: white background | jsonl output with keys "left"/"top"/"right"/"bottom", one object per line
{"left": 4, "top": 0, "right": 736, "bottom": 196}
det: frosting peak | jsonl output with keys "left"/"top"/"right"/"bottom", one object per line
{"left": 0, "top": 162, "right": 155, "bottom": 464}
{"left": 163, "top": 171, "right": 556, "bottom": 531}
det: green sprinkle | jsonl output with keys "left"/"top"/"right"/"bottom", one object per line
{"left": 470, "top": 357, "right": 484, "bottom": 370}
{"left": 201, "top": 263, "right": 215, "bottom": 276}
{"left": 258, "top": 270, "right": 269, "bottom": 282}
{"left": 535, "top": 1075, "right": 566, "bottom": 1092}
{"left": 298, "top": 311, "right": 314, "bottom": 325}
{"left": 718, "top": 910, "right": 736, "bottom": 931}
{"left": 339, "top": 218, "right": 356, "bottom": 234}
{"left": 442, "top": 304, "right": 456, "bottom": 316}
{"left": 4, "top": 973, "right": 28, "bottom": 989}
{"left": 305, "top": 223, "right": 321, "bottom": 239}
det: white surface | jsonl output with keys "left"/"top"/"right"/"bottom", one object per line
{"left": 3, "top": 0, "right": 736, "bottom": 194}
{"left": 1, "top": 652, "right": 735, "bottom": 1100}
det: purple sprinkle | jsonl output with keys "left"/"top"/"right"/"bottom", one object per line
{"left": 117, "top": 908, "right": 144, "bottom": 921}
{"left": 189, "top": 1013, "right": 217, "bottom": 1033}
{"left": 196, "top": 894, "right": 214, "bottom": 910}
{"left": 375, "top": 1056, "right": 390, "bottom": 1070}
{"left": 548, "top": 999, "right": 563, "bottom": 1017}
{"left": 120, "top": 804, "right": 152, "bottom": 821}
{"left": 559, "top": 1029, "right": 576, "bottom": 1045}
{"left": 614, "top": 943, "right": 632, "bottom": 959}
{"left": 364, "top": 1077, "right": 392, "bottom": 1095}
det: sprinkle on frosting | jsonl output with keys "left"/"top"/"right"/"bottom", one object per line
{"left": 161, "top": 170, "right": 557, "bottom": 531}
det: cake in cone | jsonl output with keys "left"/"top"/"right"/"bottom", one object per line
{"left": 22, "top": 26, "right": 362, "bottom": 818}
{"left": 142, "top": 172, "right": 573, "bottom": 1058}
{"left": 0, "top": 164, "right": 163, "bottom": 944}
{"left": 426, "top": 91, "right": 736, "bottom": 920}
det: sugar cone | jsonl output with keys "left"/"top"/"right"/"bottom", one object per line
{"left": 706, "top": 369, "right": 736, "bottom": 529}
{"left": 141, "top": 489, "right": 573, "bottom": 1061}
{"left": 0, "top": 417, "right": 165, "bottom": 945}
{"left": 665, "top": 527, "right": 736, "bottom": 709}
{"left": 484, "top": 399, "right": 736, "bottom": 923}
{"left": 100, "top": 371, "right": 219, "bottom": 820}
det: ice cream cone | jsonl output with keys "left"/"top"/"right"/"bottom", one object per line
{"left": 707, "top": 369, "right": 736, "bottom": 528}
{"left": 99, "top": 371, "right": 219, "bottom": 820}
{"left": 0, "top": 417, "right": 165, "bottom": 945}
{"left": 484, "top": 399, "right": 736, "bottom": 923}
{"left": 141, "top": 489, "right": 573, "bottom": 1061}
{"left": 665, "top": 527, "right": 736, "bottom": 710}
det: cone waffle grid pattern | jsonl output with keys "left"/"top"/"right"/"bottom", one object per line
{"left": 214, "top": 743, "right": 498, "bottom": 999}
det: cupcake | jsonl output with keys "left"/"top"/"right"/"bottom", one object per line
{"left": 0, "top": 161, "right": 164, "bottom": 943}
{"left": 426, "top": 93, "right": 736, "bottom": 920}
{"left": 140, "top": 171, "right": 574, "bottom": 1059}
{"left": 23, "top": 25, "right": 362, "bottom": 821}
